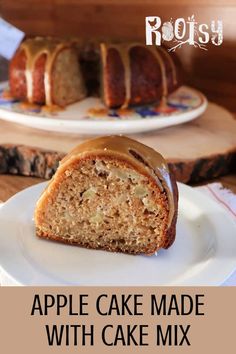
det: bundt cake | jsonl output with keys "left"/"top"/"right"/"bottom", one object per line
{"left": 100, "top": 43, "right": 179, "bottom": 108}
{"left": 9, "top": 37, "right": 86, "bottom": 107}
{"left": 9, "top": 37, "right": 180, "bottom": 109}
{"left": 34, "top": 136, "right": 178, "bottom": 255}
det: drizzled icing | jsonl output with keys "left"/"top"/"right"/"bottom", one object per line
{"left": 60, "top": 136, "right": 175, "bottom": 229}
{"left": 148, "top": 46, "right": 168, "bottom": 98}
{"left": 158, "top": 46, "right": 177, "bottom": 85}
{"left": 101, "top": 43, "right": 177, "bottom": 108}
{"left": 20, "top": 37, "right": 71, "bottom": 105}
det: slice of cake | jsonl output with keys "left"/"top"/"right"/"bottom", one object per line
{"left": 9, "top": 37, "right": 86, "bottom": 107}
{"left": 34, "top": 136, "right": 178, "bottom": 255}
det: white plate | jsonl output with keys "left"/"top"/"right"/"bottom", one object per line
{"left": 0, "top": 182, "right": 235, "bottom": 286}
{"left": 0, "top": 82, "right": 207, "bottom": 134}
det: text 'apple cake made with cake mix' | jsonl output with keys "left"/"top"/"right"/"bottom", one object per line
{"left": 34, "top": 136, "right": 178, "bottom": 255}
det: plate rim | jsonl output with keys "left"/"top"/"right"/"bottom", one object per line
{"left": 0, "top": 181, "right": 235, "bottom": 286}
{"left": 0, "top": 82, "right": 208, "bottom": 134}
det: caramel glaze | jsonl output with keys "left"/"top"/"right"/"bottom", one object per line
{"left": 100, "top": 43, "right": 177, "bottom": 108}
{"left": 58, "top": 136, "right": 175, "bottom": 229}
{"left": 20, "top": 37, "right": 72, "bottom": 106}
{"left": 158, "top": 46, "right": 177, "bottom": 86}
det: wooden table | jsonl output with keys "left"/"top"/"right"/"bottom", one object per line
{"left": 0, "top": 59, "right": 235, "bottom": 202}
{"left": 0, "top": 107, "right": 235, "bottom": 202}
{"left": 0, "top": 113, "right": 235, "bottom": 202}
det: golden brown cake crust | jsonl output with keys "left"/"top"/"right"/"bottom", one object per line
{"left": 101, "top": 43, "right": 180, "bottom": 108}
{"left": 163, "top": 171, "right": 178, "bottom": 249}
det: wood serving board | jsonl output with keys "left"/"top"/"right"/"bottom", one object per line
{"left": 0, "top": 102, "right": 235, "bottom": 183}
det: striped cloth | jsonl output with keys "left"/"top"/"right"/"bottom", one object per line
{"left": 195, "top": 183, "right": 236, "bottom": 285}
{"left": 196, "top": 183, "right": 236, "bottom": 220}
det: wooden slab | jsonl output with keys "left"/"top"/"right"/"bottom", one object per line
{"left": 0, "top": 102, "right": 235, "bottom": 183}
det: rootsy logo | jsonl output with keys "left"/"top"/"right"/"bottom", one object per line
{"left": 145, "top": 15, "right": 223, "bottom": 51}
